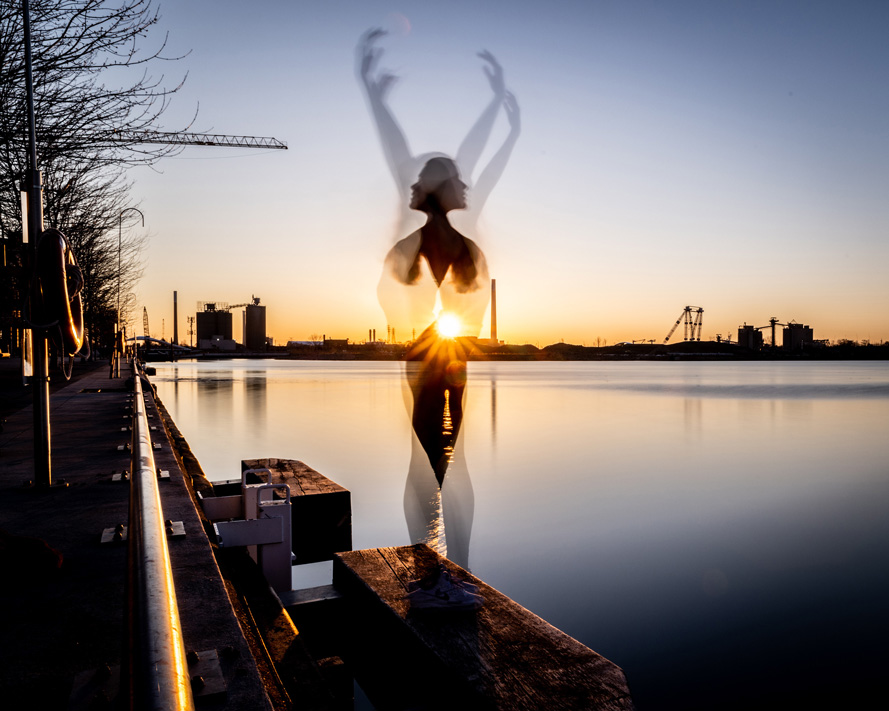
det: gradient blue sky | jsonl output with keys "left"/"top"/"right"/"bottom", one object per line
{"left": 129, "top": 1, "right": 888, "bottom": 346}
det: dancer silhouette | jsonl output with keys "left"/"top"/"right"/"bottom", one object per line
{"left": 357, "top": 30, "right": 520, "bottom": 567}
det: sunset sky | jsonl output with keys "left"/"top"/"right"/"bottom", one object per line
{"left": 127, "top": 0, "right": 888, "bottom": 346}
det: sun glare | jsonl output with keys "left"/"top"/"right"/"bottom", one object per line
{"left": 436, "top": 313, "right": 461, "bottom": 339}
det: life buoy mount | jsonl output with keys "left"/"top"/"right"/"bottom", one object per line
{"left": 33, "top": 228, "right": 85, "bottom": 357}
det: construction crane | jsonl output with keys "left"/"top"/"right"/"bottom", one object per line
{"left": 113, "top": 131, "right": 287, "bottom": 150}
{"left": 664, "top": 306, "right": 704, "bottom": 344}
{"left": 4, "top": 130, "right": 288, "bottom": 150}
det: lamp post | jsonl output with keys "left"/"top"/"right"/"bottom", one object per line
{"left": 117, "top": 207, "right": 144, "bottom": 376}
{"left": 22, "top": 0, "right": 53, "bottom": 485}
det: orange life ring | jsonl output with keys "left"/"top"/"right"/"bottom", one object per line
{"left": 35, "top": 228, "right": 84, "bottom": 356}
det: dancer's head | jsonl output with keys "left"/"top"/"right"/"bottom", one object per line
{"left": 410, "top": 157, "right": 467, "bottom": 213}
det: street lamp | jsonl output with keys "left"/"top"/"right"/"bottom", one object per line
{"left": 117, "top": 207, "right": 144, "bottom": 374}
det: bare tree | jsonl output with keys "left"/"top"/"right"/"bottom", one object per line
{"left": 0, "top": 0, "right": 188, "bottom": 352}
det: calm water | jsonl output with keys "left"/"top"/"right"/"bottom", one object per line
{"left": 152, "top": 359, "right": 889, "bottom": 709}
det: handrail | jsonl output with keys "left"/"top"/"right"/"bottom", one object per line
{"left": 126, "top": 367, "right": 195, "bottom": 711}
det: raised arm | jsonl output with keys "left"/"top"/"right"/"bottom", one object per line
{"left": 470, "top": 91, "right": 521, "bottom": 218}
{"left": 455, "top": 51, "right": 507, "bottom": 182}
{"left": 356, "top": 29, "right": 415, "bottom": 190}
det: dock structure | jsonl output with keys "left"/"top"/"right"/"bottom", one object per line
{"left": 333, "top": 544, "right": 634, "bottom": 710}
{"left": 0, "top": 361, "right": 275, "bottom": 709}
{"left": 1, "top": 358, "right": 633, "bottom": 709}
{"left": 240, "top": 457, "right": 352, "bottom": 564}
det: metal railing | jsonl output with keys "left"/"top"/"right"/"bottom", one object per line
{"left": 126, "top": 367, "right": 195, "bottom": 710}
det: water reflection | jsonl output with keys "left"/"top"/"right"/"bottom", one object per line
{"left": 683, "top": 397, "right": 702, "bottom": 439}
{"left": 490, "top": 377, "right": 497, "bottom": 442}
{"left": 244, "top": 371, "right": 267, "bottom": 431}
{"left": 150, "top": 360, "right": 889, "bottom": 709}
{"left": 197, "top": 368, "right": 233, "bottom": 425}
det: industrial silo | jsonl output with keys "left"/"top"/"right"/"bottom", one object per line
{"left": 245, "top": 297, "right": 267, "bottom": 351}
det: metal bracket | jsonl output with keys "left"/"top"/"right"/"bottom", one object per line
{"left": 101, "top": 521, "right": 184, "bottom": 542}
{"left": 208, "top": 478, "right": 294, "bottom": 592}
{"left": 101, "top": 525, "right": 127, "bottom": 543}
{"left": 198, "top": 491, "right": 242, "bottom": 520}
{"left": 214, "top": 517, "right": 282, "bottom": 547}
{"left": 187, "top": 648, "right": 227, "bottom": 700}
{"left": 165, "top": 520, "right": 186, "bottom": 538}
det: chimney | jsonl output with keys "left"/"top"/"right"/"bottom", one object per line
{"left": 173, "top": 291, "right": 178, "bottom": 345}
{"left": 491, "top": 279, "right": 497, "bottom": 342}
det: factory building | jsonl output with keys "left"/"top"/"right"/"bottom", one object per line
{"left": 783, "top": 323, "right": 814, "bottom": 351}
{"left": 737, "top": 324, "right": 763, "bottom": 350}
{"left": 196, "top": 303, "right": 233, "bottom": 349}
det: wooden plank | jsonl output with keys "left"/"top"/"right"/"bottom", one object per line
{"left": 334, "top": 544, "right": 634, "bottom": 710}
{"left": 242, "top": 457, "right": 349, "bottom": 496}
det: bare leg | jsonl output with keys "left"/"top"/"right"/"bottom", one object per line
{"left": 441, "top": 434, "right": 474, "bottom": 570}
{"left": 403, "top": 433, "right": 446, "bottom": 556}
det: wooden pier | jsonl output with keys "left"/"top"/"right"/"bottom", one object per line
{"left": 333, "top": 544, "right": 634, "bottom": 710}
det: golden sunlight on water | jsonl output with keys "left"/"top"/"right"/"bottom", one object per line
{"left": 424, "top": 488, "right": 447, "bottom": 559}
{"left": 441, "top": 389, "right": 454, "bottom": 468}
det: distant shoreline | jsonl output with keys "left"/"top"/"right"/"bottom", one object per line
{"left": 140, "top": 340, "right": 889, "bottom": 362}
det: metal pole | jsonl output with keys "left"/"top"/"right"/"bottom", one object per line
{"left": 23, "top": 0, "right": 51, "bottom": 486}
{"left": 117, "top": 207, "right": 144, "bottom": 377}
{"left": 127, "top": 370, "right": 195, "bottom": 711}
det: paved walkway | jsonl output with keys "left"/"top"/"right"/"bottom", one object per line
{"left": 0, "top": 360, "right": 272, "bottom": 709}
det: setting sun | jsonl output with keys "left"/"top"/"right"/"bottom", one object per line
{"left": 436, "top": 313, "right": 461, "bottom": 339}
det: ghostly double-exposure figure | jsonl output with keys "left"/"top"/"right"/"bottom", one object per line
{"left": 358, "top": 29, "right": 519, "bottom": 568}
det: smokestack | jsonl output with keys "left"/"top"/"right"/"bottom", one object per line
{"left": 491, "top": 279, "right": 497, "bottom": 343}
{"left": 173, "top": 291, "right": 178, "bottom": 345}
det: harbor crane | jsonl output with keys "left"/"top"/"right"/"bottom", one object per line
{"left": 113, "top": 131, "right": 287, "bottom": 150}
{"left": 664, "top": 306, "right": 704, "bottom": 344}
{"left": 5, "top": 130, "right": 288, "bottom": 151}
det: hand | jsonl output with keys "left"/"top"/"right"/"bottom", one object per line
{"left": 504, "top": 91, "right": 521, "bottom": 132}
{"left": 358, "top": 28, "right": 398, "bottom": 99}
{"left": 358, "top": 28, "right": 387, "bottom": 84}
{"left": 477, "top": 50, "right": 505, "bottom": 98}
